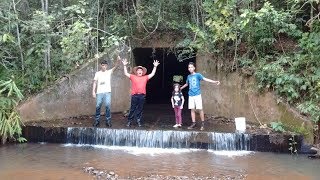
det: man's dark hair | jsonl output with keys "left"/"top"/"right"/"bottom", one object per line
{"left": 188, "top": 62, "right": 195, "bottom": 67}
{"left": 101, "top": 60, "right": 108, "bottom": 65}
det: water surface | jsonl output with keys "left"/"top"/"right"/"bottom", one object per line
{"left": 0, "top": 143, "right": 318, "bottom": 179}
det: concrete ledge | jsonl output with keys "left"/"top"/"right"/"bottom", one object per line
{"left": 23, "top": 126, "right": 67, "bottom": 143}
{"left": 22, "top": 126, "right": 303, "bottom": 153}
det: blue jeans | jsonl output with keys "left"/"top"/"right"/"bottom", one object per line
{"left": 128, "top": 94, "right": 145, "bottom": 124}
{"left": 95, "top": 92, "right": 111, "bottom": 123}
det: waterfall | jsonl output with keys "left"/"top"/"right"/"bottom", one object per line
{"left": 209, "top": 132, "right": 250, "bottom": 151}
{"left": 67, "top": 127, "right": 251, "bottom": 151}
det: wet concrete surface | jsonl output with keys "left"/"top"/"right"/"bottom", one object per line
{"left": 24, "top": 104, "right": 239, "bottom": 132}
{"left": 22, "top": 104, "right": 304, "bottom": 153}
{"left": 22, "top": 125, "right": 303, "bottom": 152}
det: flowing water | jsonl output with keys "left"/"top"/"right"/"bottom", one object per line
{"left": 1, "top": 143, "right": 320, "bottom": 180}
{"left": 67, "top": 127, "right": 250, "bottom": 150}
{"left": 1, "top": 127, "right": 318, "bottom": 179}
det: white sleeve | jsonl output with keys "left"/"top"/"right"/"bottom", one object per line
{"left": 94, "top": 72, "right": 99, "bottom": 81}
{"left": 108, "top": 69, "right": 113, "bottom": 75}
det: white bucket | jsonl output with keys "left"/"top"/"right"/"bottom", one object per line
{"left": 235, "top": 117, "right": 246, "bottom": 133}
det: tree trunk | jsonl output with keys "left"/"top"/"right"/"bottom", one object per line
{"left": 41, "top": 0, "right": 44, "bottom": 11}
{"left": 315, "top": 121, "right": 320, "bottom": 144}
{"left": 1, "top": 135, "right": 7, "bottom": 145}
{"left": 47, "top": 39, "right": 51, "bottom": 75}
{"left": 45, "top": 0, "right": 48, "bottom": 13}
{"left": 41, "top": 0, "right": 51, "bottom": 82}
{"left": 12, "top": 0, "right": 24, "bottom": 72}
{"left": 136, "top": 0, "right": 142, "bottom": 32}
{"left": 46, "top": 0, "right": 51, "bottom": 76}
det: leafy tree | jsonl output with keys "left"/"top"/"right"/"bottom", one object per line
{"left": 0, "top": 0, "right": 320, "bottom": 143}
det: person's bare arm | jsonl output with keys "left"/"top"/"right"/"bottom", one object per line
{"left": 147, "top": 60, "right": 160, "bottom": 79}
{"left": 92, "top": 80, "right": 97, "bottom": 98}
{"left": 180, "top": 83, "right": 188, "bottom": 90}
{"left": 122, "top": 58, "right": 130, "bottom": 78}
{"left": 180, "top": 95, "right": 185, "bottom": 109}
{"left": 203, "top": 77, "right": 220, "bottom": 85}
{"left": 171, "top": 96, "right": 174, "bottom": 108}
{"left": 110, "top": 56, "right": 121, "bottom": 72}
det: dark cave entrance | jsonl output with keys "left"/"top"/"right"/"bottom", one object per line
{"left": 133, "top": 48, "right": 195, "bottom": 104}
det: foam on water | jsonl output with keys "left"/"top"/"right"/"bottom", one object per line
{"left": 208, "top": 150, "right": 253, "bottom": 157}
{"left": 63, "top": 144, "right": 201, "bottom": 156}
{"left": 63, "top": 144, "right": 252, "bottom": 157}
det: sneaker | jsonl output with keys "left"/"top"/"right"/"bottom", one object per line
{"left": 137, "top": 119, "right": 143, "bottom": 127}
{"left": 106, "top": 121, "right": 112, "bottom": 127}
{"left": 126, "top": 122, "right": 131, "bottom": 127}
{"left": 200, "top": 122, "right": 205, "bottom": 131}
{"left": 187, "top": 122, "right": 196, "bottom": 129}
{"left": 93, "top": 121, "right": 100, "bottom": 127}
{"left": 178, "top": 124, "right": 182, "bottom": 127}
{"left": 137, "top": 122, "right": 143, "bottom": 127}
{"left": 173, "top": 124, "right": 179, "bottom": 128}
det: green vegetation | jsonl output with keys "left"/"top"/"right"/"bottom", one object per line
{"left": 270, "top": 120, "right": 310, "bottom": 136}
{"left": 270, "top": 121, "right": 286, "bottom": 133}
{"left": 0, "top": 78, "right": 26, "bottom": 144}
{"left": 0, "top": 0, "right": 319, "bottom": 143}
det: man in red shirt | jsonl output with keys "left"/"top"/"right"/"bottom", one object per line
{"left": 122, "top": 58, "right": 160, "bottom": 127}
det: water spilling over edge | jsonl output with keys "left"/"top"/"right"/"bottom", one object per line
{"left": 66, "top": 127, "right": 251, "bottom": 151}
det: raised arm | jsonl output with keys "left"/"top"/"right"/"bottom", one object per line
{"left": 147, "top": 60, "right": 160, "bottom": 79}
{"left": 203, "top": 77, "right": 220, "bottom": 85}
{"left": 110, "top": 56, "right": 121, "bottom": 72}
{"left": 122, "top": 58, "right": 130, "bottom": 78}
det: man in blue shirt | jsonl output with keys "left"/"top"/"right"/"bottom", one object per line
{"left": 181, "top": 62, "right": 220, "bottom": 130}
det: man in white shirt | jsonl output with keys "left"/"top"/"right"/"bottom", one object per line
{"left": 92, "top": 56, "right": 120, "bottom": 127}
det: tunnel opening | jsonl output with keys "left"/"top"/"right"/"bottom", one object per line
{"left": 132, "top": 48, "right": 196, "bottom": 104}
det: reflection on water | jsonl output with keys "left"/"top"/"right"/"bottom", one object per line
{"left": 0, "top": 143, "right": 319, "bottom": 179}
